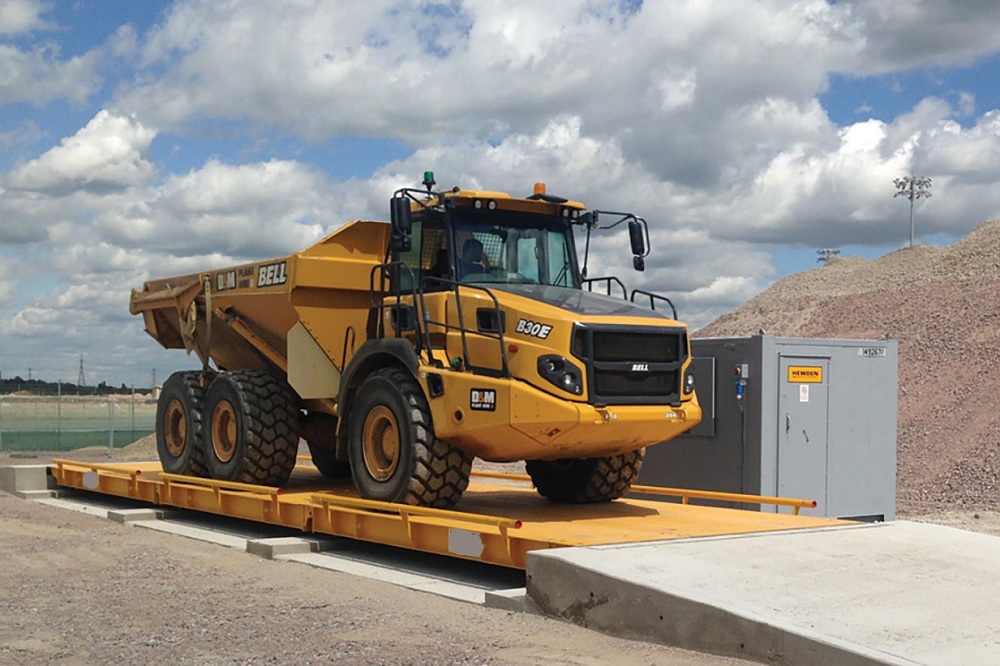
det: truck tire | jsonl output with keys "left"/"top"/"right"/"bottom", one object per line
{"left": 306, "top": 439, "right": 351, "bottom": 478}
{"left": 155, "top": 371, "right": 208, "bottom": 477}
{"left": 202, "top": 370, "right": 299, "bottom": 486}
{"left": 348, "top": 367, "right": 471, "bottom": 508}
{"left": 526, "top": 448, "right": 645, "bottom": 503}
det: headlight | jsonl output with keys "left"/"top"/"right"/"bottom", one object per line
{"left": 684, "top": 372, "right": 695, "bottom": 395}
{"left": 537, "top": 355, "right": 583, "bottom": 395}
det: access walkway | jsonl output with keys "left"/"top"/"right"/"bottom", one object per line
{"left": 527, "top": 521, "right": 1000, "bottom": 665}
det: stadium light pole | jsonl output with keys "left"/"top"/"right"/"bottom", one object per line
{"left": 817, "top": 248, "right": 841, "bottom": 264}
{"left": 893, "top": 176, "right": 932, "bottom": 248}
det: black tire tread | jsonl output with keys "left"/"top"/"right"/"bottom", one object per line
{"left": 360, "top": 367, "right": 472, "bottom": 508}
{"left": 526, "top": 448, "right": 645, "bottom": 503}
{"left": 307, "top": 439, "right": 351, "bottom": 478}
{"left": 206, "top": 370, "right": 299, "bottom": 486}
{"left": 156, "top": 371, "right": 208, "bottom": 477}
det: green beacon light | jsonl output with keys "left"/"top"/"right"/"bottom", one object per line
{"left": 422, "top": 171, "right": 436, "bottom": 192}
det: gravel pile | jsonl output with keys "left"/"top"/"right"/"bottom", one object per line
{"left": 697, "top": 219, "right": 1000, "bottom": 513}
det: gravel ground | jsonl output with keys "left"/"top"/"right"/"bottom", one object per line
{"left": 0, "top": 443, "right": 754, "bottom": 666}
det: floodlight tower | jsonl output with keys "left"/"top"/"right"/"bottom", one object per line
{"left": 817, "top": 248, "right": 841, "bottom": 264}
{"left": 893, "top": 176, "right": 932, "bottom": 248}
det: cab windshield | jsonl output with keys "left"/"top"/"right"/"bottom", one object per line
{"left": 396, "top": 207, "right": 582, "bottom": 290}
{"left": 450, "top": 209, "right": 580, "bottom": 287}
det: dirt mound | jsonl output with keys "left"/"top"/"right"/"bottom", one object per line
{"left": 697, "top": 219, "right": 1000, "bottom": 512}
{"left": 113, "top": 433, "right": 158, "bottom": 460}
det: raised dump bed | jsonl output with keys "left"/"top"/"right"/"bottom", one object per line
{"left": 49, "top": 458, "right": 844, "bottom": 569}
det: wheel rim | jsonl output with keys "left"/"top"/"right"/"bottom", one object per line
{"left": 210, "top": 400, "right": 238, "bottom": 463}
{"left": 362, "top": 405, "right": 400, "bottom": 481}
{"left": 164, "top": 398, "right": 187, "bottom": 457}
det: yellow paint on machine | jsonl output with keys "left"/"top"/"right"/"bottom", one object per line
{"left": 787, "top": 365, "right": 824, "bottom": 383}
{"left": 50, "top": 459, "right": 847, "bottom": 570}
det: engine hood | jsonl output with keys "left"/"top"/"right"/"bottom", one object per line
{"left": 486, "top": 283, "right": 675, "bottom": 320}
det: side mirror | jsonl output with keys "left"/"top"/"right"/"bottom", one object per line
{"left": 633, "top": 255, "right": 645, "bottom": 272}
{"left": 628, "top": 219, "right": 646, "bottom": 257}
{"left": 390, "top": 196, "right": 412, "bottom": 236}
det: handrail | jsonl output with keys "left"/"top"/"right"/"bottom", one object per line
{"left": 449, "top": 281, "right": 509, "bottom": 378}
{"left": 629, "top": 482, "right": 817, "bottom": 515}
{"left": 630, "top": 289, "right": 678, "bottom": 319}
{"left": 467, "top": 469, "right": 817, "bottom": 515}
{"left": 369, "top": 262, "right": 422, "bottom": 343}
{"left": 309, "top": 492, "right": 522, "bottom": 531}
{"left": 367, "top": 261, "right": 512, "bottom": 378}
{"left": 340, "top": 325, "right": 356, "bottom": 372}
{"left": 582, "top": 276, "right": 627, "bottom": 299}
{"left": 581, "top": 277, "right": 680, "bottom": 319}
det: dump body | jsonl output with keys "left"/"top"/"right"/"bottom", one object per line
{"left": 131, "top": 183, "right": 701, "bottom": 507}
{"left": 131, "top": 220, "right": 388, "bottom": 380}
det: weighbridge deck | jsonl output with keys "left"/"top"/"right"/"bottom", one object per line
{"left": 50, "top": 459, "right": 845, "bottom": 569}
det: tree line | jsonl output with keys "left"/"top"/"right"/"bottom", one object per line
{"left": 0, "top": 378, "right": 150, "bottom": 396}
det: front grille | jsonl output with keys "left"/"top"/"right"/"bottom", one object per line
{"left": 592, "top": 330, "right": 680, "bottom": 363}
{"left": 573, "top": 324, "right": 687, "bottom": 405}
{"left": 594, "top": 369, "right": 676, "bottom": 397}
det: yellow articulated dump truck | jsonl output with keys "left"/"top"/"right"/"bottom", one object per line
{"left": 130, "top": 173, "right": 701, "bottom": 509}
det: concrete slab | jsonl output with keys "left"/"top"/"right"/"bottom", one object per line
{"left": 133, "top": 520, "right": 251, "bottom": 550}
{"left": 37, "top": 497, "right": 116, "bottom": 519}
{"left": 283, "top": 551, "right": 518, "bottom": 605}
{"left": 0, "top": 464, "right": 52, "bottom": 494}
{"left": 13, "top": 489, "right": 56, "bottom": 500}
{"left": 246, "top": 536, "right": 330, "bottom": 559}
{"left": 483, "top": 588, "right": 540, "bottom": 615}
{"left": 526, "top": 521, "right": 1000, "bottom": 666}
{"left": 108, "top": 508, "right": 171, "bottom": 524}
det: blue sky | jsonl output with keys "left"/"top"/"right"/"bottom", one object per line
{"left": 2, "top": 0, "right": 1000, "bottom": 387}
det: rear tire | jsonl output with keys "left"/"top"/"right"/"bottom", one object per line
{"left": 348, "top": 367, "right": 471, "bottom": 508}
{"left": 526, "top": 448, "right": 645, "bottom": 503}
{"left": 203, "top": 370, "right": 300, "bottom": 486}
{"left": 155, "top": 371, "right": 207, "bottom": 477}
{"left": 307, "top": 439, "right": 351, "bottom": 478}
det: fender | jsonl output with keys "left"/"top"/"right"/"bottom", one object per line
{"left": 334, "top": 338, "right": 422, "bottom": 459}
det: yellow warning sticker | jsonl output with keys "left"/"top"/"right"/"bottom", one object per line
{"left": 788, "top": 366, "right": 823, "bottom": 383}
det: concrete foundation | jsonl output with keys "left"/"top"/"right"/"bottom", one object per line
{"left": 0, "top": 464, "right": 54, "bottom": 499}
{"left": 526, "top": 521, "right": 1000, "bottom": 665}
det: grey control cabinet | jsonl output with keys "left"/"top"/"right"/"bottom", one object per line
{"left": 638, "top": 336, "right": 897, "bottom": 520}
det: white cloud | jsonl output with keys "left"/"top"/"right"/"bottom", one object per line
{"left": 0, "top": 42, "right": 101, "bottom": 104}
{"left": 4, "top": 1, "right": 1000, "bottom": 385}
{"left": 110, "top": 1, "right": 1000, "bottom": 197}
{"left": 0, "top": 276, "right": 175, "bottom": 384}
{"left": 842, "top": 1, "right": 1000, "bottom": 73}
{"left": 0, "top": 4, "right": 137, "bottom": 106}
{"left": 0, "top": 0, "right": 45, "bottom": 35}
{"left": 6, "top": 110, "right": 157, "bottom": 195}
{"left": 118, "top": 2, "right": 847, "bottom": 152}
{"left": 94, "top": 158, "right": 334, "bottom": 259}
{"left": 0, "top": 253, "right": 18, "bottom": 306}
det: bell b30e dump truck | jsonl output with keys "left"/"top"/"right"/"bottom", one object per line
{"left": 130, "top": 173, "right": 701, "bottom": 509}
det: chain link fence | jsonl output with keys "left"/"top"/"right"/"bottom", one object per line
{"left": 0, "top": 396, "right": 156, "bottom": 452}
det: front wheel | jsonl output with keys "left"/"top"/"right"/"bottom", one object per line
{"left": 347, "top": 367, "right": 471, "bottom": 508}
{"left": 202, "top": 370, "right": 300, "bottom": 486}
{"left": 526, "top": 449, "right": 645, "bottom": 503}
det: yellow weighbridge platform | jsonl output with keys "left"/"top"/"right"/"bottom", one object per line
{"left": 50, "top": 458, "right": 845, "bottom": 570}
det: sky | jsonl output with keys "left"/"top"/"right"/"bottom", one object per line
{"left": 1, "top": 0, "right": 999, "bottom": 388}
